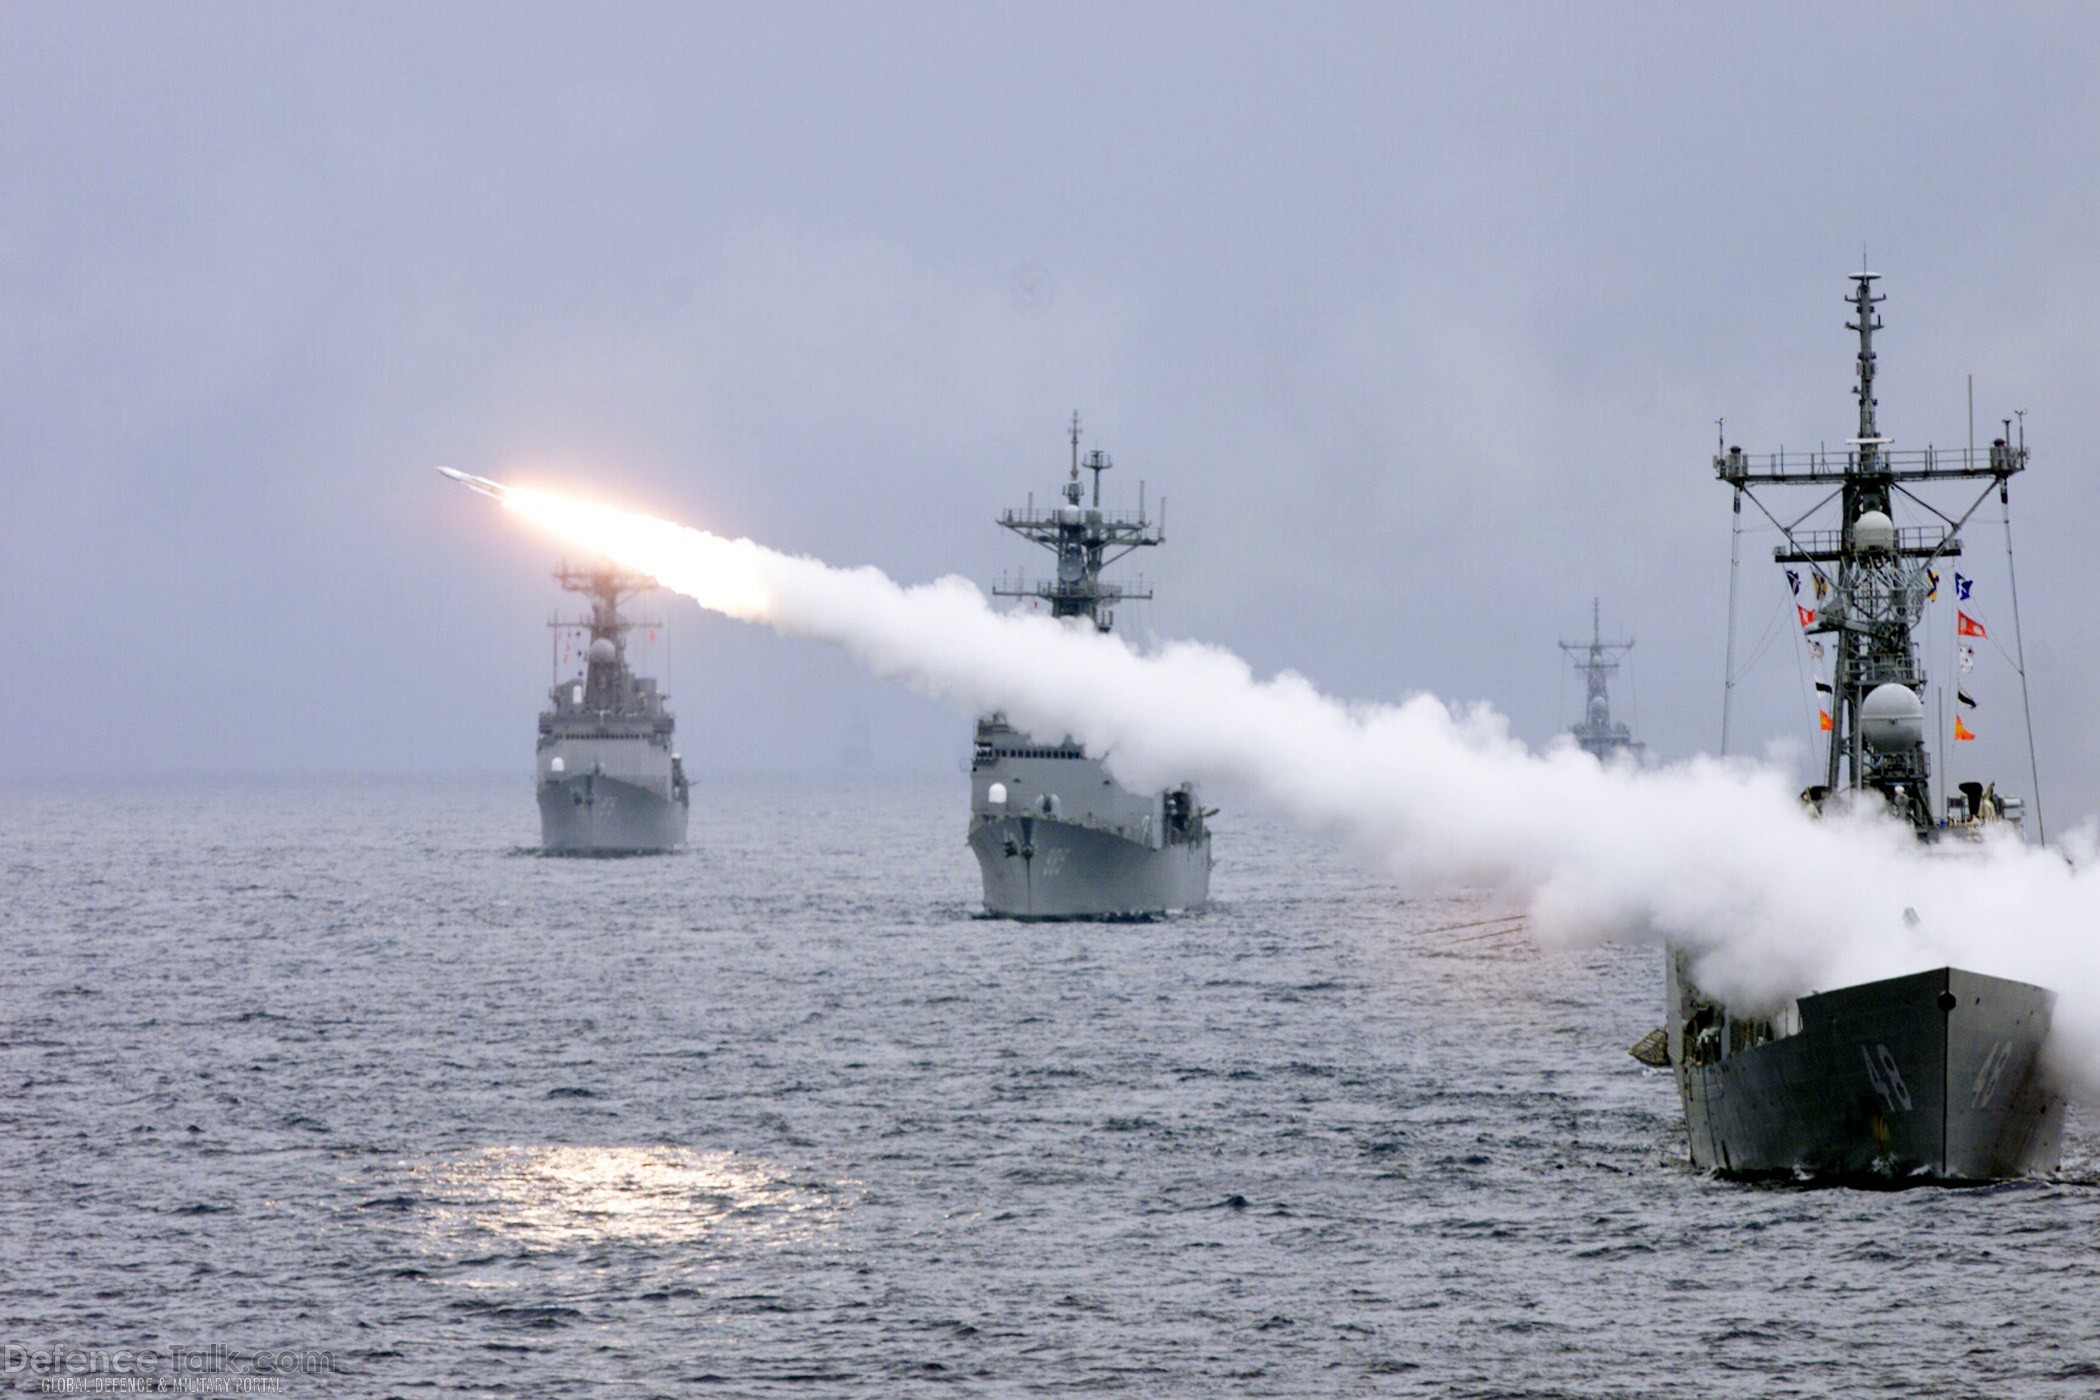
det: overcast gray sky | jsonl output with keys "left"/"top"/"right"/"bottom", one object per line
{"left": 7, "top": 3, "right": 2098, "bottom": 817}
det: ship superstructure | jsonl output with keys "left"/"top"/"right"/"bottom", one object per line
{"left": 1562, "top": 599, "right": 1642, "bottom": 762}
{"left": 536, "top": 562, "right": 690, "bottom": 855}
{"left": 1642, "top": 274, "right": 2062, "bottom": 1181}
{"left": 968, "top": 417, "right": 1212, "bottom": 918}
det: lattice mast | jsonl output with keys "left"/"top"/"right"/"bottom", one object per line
{"left": 1715, "top": 275, "right": 2026, "bottom": 830}
{"left": 549, "top": 561, "right": 661, "bottom": 709}
{"left": 1561, "top": 598, "right": 1638, "bottom": 760}
{"left": 1564, "top": 597, "right": 1633, "bottom": 714}
{"left": 992, "top": 413, "right": 1161, "bottom": 633}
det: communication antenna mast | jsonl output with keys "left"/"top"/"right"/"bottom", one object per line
{"left": 1714, "top": 274, "right": 2028, "bottom": 835}
{"left": 1562, "top": 598, "right": 1642, "bottom": 761}
{"left": 992, "top": 415, "right": 1160, "bottom": 633}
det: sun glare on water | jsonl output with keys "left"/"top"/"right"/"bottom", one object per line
{"left": 411, "top": 1145, "right": 850, "bottom": 1250}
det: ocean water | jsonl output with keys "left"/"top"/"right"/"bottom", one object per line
{"left": 4, "top": 773, "right": 2098, "bottom": 1397}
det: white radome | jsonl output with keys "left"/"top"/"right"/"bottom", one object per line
{"left": 1850, "top": 509, "right": 1897, "bottom": 554}
{"left": 1859, "top": 682, "right": 1925, "bottom": 752}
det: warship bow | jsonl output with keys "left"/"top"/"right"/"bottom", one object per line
{"left": 967, "top": 416, "right": 1213, "bottom": 919}
{"left": 1643, "top": 275, "right": 2063, "bottom": 1183}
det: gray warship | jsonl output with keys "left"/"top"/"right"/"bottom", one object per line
{"left": 968, "top": 418, "right": 1212, "bottom": 919}
{"left": 1562, "top": 599, "right": 1642, "bottom": 762}
{"left": 1636, "top": 274, "right": 2063, "bottom": 1182}
{"left": 536, "top": 561, "right": 690, "bottom": 855}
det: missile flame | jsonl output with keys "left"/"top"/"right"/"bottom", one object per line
{"left": 436, "top": 468, "right": 775, "bottom": 619}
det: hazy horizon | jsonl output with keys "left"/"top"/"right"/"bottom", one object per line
{"left": 8, "top": 3, "right": 2098, "bottom": 825}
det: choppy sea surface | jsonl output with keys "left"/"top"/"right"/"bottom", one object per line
{"left": 4, "top": 773, "right": 2098, "bottom": 1397}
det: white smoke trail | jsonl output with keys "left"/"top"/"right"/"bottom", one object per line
{"left": 501, "top": 485, "right": 2100, "bottom": 1090}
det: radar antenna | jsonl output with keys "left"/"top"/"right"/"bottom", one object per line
{"left": 992, "top": 415, "right": 1160, "bottom": 632}
{"left": 1714, "top": 275, "right": 2028, "bottom": 833}
{"left": 548, "top": 559, "right": 663, "bottom": 708}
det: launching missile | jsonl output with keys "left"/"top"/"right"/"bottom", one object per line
{"left": 435, "top": 465, "right": 510, "bottom": 501}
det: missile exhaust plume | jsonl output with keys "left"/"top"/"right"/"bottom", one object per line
{"left": 441, "top": 472, "right": 2100, "bottom": 1092}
